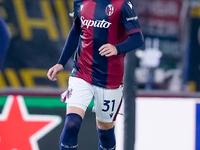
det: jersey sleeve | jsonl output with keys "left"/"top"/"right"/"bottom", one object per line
{"left": 0, "top": 17, "right": 10, "bottom": 69}
{"left": 57, "top": 14, "right": 81, "bottom": 67}
{"left": 121, "top": 0, "right": 141, "bottom": 35}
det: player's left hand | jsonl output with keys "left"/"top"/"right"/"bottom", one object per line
{"left": 99, "top": 43, "right": 118, "bottom": 57}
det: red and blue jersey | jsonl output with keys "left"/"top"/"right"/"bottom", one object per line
{"left": 59, "top": 0, "right": 142, "bottom": 89}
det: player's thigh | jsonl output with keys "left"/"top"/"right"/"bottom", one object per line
{"left": 93, "top": 85, "right": 123, "bottom": 123}
{"left": 61, "top": 77, "right": 94, "bottom": 112}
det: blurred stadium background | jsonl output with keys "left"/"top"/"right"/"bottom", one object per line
{"left": 1, "top": 0, "right": 200, "bottom": 149}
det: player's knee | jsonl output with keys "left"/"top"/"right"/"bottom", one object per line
{"left": 65, "top": 118, "right": 80, "bottom": 132}
{"left": 59, "top": 113, "right": 82, "bottom": 149}
{"left": 64, "top": 114, "right": 82, "bottom": 135}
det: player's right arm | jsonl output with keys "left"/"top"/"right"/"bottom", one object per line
{"left": 0, "top": 16, "right": 10, "bottom": 69}
{"left": 47, "top": 14, "right": 81, "bottom": 81}
{"left": 57, "top": 14, "right": 82, "bottom": 66}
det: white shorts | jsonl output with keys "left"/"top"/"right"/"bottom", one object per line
{"left": 61, "top": 77, "right": 123, "bottom": 123}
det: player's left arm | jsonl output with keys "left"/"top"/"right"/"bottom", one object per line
{"left": 116, "top": 0, "right": 144, "bottom": 54}
{"left": 115, "top": 32, "right": 144, "bottom": 55}
{"left": 99, "top": 1, "right": 144, "bottom": 57}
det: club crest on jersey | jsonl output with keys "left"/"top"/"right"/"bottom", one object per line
{"left": 105, "top": 4, "right": 114, "bottom": 16}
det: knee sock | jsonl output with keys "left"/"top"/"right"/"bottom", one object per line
{"left": 59, "top": 113, "right": 82, "bottom": 150}
{"left": 97, "top": 126, "right": 116, "bottom": 150}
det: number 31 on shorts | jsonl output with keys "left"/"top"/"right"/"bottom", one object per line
{"left": 102, "top": 99, "right": 115, "bottom": 112}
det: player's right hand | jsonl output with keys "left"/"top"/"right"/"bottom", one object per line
{"left": 47, "top": 64, "right": 64, "bottom": 81}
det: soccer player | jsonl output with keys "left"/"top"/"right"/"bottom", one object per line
{"left": 0, "top": 16, "right": 10, "bottom": 70}
{"left": 47, "top": 0, "right": 144, "bottom": 149}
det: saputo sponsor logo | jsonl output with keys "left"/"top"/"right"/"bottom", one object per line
{"left": 81, "top": 16, "right": 112, "bottom": 29}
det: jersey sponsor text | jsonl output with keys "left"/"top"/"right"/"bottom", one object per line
{"left": 81, "top": 16, "right": 112, "bottom": 29}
